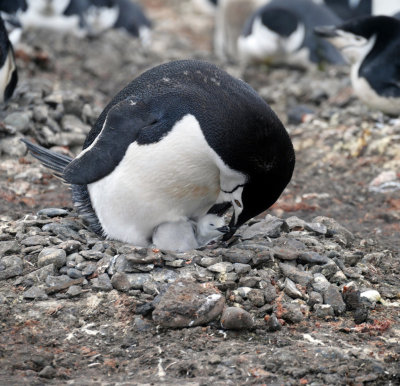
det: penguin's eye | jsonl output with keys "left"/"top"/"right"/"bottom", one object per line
{"left": 210, "top": 223, "right": 214, "bottom": 226}
{"left": 234, "top": 199, "right": 242, "bottom": 208}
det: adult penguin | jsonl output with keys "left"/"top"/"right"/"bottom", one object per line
{"left": 22, "top": 60, "right": 295, "bottom": 247}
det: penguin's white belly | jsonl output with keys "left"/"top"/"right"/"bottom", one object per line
{"left": 88, "top": 114, "right": 225, "bottom": 246}
{"left": 0, "top": 49, "right": 15, "bottom": 102}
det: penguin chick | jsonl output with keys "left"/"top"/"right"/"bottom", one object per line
{"left": 22, "top": 60, "right": 295, "bottom": 247}
{"left": 0, "top": 15, "right": 17, "bottom": 102}
{"left": 315, "top": 15, "right": 400, "bottom": 115}
{"left": 152, "top": 214, "right": 229, "bottom": 252}
{"left": 238, "top": 0, "right": 345, "bottom": 68}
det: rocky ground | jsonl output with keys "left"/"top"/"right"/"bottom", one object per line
{"left": 0, "top": 0, "right": 399, "bottom": 384}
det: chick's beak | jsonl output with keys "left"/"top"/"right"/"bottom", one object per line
{"left": 314, "top": 25, "right": 339, "bottom": 38}
{"left": 217, "top": 225, "right": 230, "bottom": 234}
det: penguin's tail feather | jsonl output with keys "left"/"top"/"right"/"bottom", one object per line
{"left": 20, "top": 138, "right": 72, "bottom": 178}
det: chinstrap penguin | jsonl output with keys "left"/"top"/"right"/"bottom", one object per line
{"left": 0, "top": 0, "right": 27, "bottom": 45}
{"left": 22, "top": 60, "right": 295, "bottom": 248}
{"left": 238, "top": 0, "right": 345, "bottom": 68}
{"left": 152, "top": 214, "right": 229, "bottom": 252}
{"left": 0, "top": 15, "right": 17, "bottom": 102}
{"left": 315, "top": 15, "right": 400, "bottom": 115}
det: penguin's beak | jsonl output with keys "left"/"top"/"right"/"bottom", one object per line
{"left": 314, "top": 25, "right": 339, "bottom": 38}
{"left": 217, "top": 225, "right": 230, "bottom": 234}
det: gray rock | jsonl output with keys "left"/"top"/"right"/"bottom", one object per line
{"left": 220, "top": 307, "right": 254, "bottom": 330}
{"left": 241, "top": 216, "right": 288, "bottom": 239}
{"left": 297, "top": 251, "right": 329, "bottom": 265}
{"left": 343, "top": 251, "right": 363, "bottom": 266}
{"left": 4, "top": 112, "right": 30, "bottom": 132}
{"left": 262, "top": 281, "right": 278, "bottom": 303}
{"left": 207, "top": 262, "right": 233, "bottom": 273}
{"left": 66, "top": 285, "right": 83, "bottom": 297}
{"left": 21, "top": 235, "right": 48, "bottom": 246}
{"left": 281, "top": 303, "right": 304, "bottom": 324}
{"left": 80, "top": 250, "right": 105, "bottom": 261}
{"left": 0, "top": 240, "right": 20, "bottom": 255}
{"left": 38, "top": 248, "right": 67, "bottom": 269}
{"left": 67, "top": 268, "right": 83, "bottom": 279}
{"left": 38, "top": 365, "right": 56, "bottom": 379}
{"left": 308, "top": 291, "right": 323, "bottom": 309}
{"left": 91, "top": 273, "right": 113, "bottom": 291}
{"left": 273, "top": 247, "right": 298, "bottom": 261}
{"left": 238, "top": 276, "right": 261, "bottom": 288}
{"left": 223, "top": 248, "right": 254, "bottom": 264}
{"left": 151, "top": 268, "right": 178, "bottom": 283}
{"left": 0, "top": 136, "right": 29, "bottom": 156}
{"left": 323, "top": 285, "right": 346, "bottom": 315}
{"left": 312, "top": 273, "right": 331, "bottom": 293}
{"left": 37, "top": 208, "right": 69, "bottom": 218}
{"left": 0, "top": 255, "right": 23, "bottom": 280}
{"left": 279, "top": 263, "right": 313, "bottom": 286}
{"left": 81, "top": 262, "right": 97, "bottom": 276}
{"left": 24, "top": 264, "right": 56, "bottom": 284}
{"left": 126, "top": 273, "right": 151, "bottom": 289}
{"left": 320, "top": 261, "right": 340, "bottom": 280}
{"left": 46, "top": 275, "right": 72, "bottom": 287}
{"left": 199, "top": 256, "right": 222, "bottom": 267}
{"left": 312, "top": 216, "right": 354, "bottom": 246}
{"left": 33, "top": 105, "right": 49, "bottom": 123}
{"left": 304, "top": 222, "right": 327, "bottom": 235}
{"left": 23, "top": 286, "right": 48, "bottom": 300}
{"left": 314, "top": 304, "right": 335, "bottom": 318}
{"left": 247, "top": 289, "right": 265, "bottom": 307}
{"left": 59, "top": 240, "right": 81, "bottom": 253}
{"left": 165, "top": 259, "right": 185, "bottom": 268}
{"left": 111, "top": 272, "right": 131, "bottom": 292}
{"left": 152, "top": 278, "right": 225, "bottom": 328}
{"left": 285, "top": 216, "right": 306, "bottom": 230}
{"left": 284, "top": 278, "right": 303, "bottom": 299}
{"left": 266, "top": 313, "right": 282, "bottom": 332}
{"left": 42, "top": 223, "right": 82, "bottom": 240}
{"left": 233, "top": 263, "right": 251, "bottom": 274}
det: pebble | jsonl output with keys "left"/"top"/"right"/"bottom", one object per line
{"left": 199, "top": 256, "right": 222, "bottom": 267}
{"left": 0, "top": 255, "right": 23, "bottom": 280}
{"left": 0, "top": 240, "right": 20, "bottom": 255}
{"left": 313, "top": 216, "right": 354, "bottom": 247}
{"left": 241, "top": 216, "right": 288, "bottom": 239}
{"left": 67, "top": 285, "right": 83, "bottom": 297}
{"left": 37, "top": 208, "right": 69, "bottom": 218}
{"left": 111, "top": 272, "right": 132, "bottom": 292}
{"left": 265, "top": 313, "right": 282, "bottom": 332}
{"left": 21, "top": 235, "right": 49, "bottom": 246}
{"left": 281, "top": 303, "right": 305, "bottom": 324}
{"left": 223, "top": 248, "right": 255, "bottom": 264}
{"left": 220, "top": 307, "right": 254, "bottom": 330}
{"left": 152, "top": 279, "right": 225, "bottom": 328}
{"left": 38, "top": 365, "right": 57, "bottom": 379}
{"left": 284, "top": 278, "right": 303, "bottom": 299}
{"left": 273, "top": 247, "right": 298, "bottom": 261}
{"left": 312, "top": 273, "right": 331, "bottom": 293}
{"left": 38, "top": 248, "right": 67, "bottom": 269}
{"left": 304, "top": 222, "right": 327, "bottom": 235}
{"left": 67, "top": 268, "right": 83, "bottom": 279}
{"left": 4, "top": 112, "right": 31, "bottom": 132}
{"left": 233, "top": 263, "right": 251, "bottom": 274}
{"left": 297, "top": 251, "right": 329, "bottom": 265}
{"left": 314, "top": 304, "right": 335, "bottom": 318}
{"left": 207, "top": 262, "right": 234, "bottom": 273}
{"left": 323, "top": 285, "right": 346, "bottom": 315}
{"left": 279, "top": 263, "right": 313, "bottom": 286}
{"left": 308, "top": 291, "right": 323, "bottom": 309}
{"left": 247, "top": 289, "right": 265, "bottom": 307}
{"left": 23, "top": 286, "right": 48, "bottom": 300}
{"left": 91, "top": 273, "right": 113, "bottom": 291}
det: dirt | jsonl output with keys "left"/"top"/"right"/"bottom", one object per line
{"left": 0, "top": 0, "right": 399, "bottom": 385}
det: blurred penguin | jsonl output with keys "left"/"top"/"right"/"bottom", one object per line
{"left": 0, "top": 0, "right": 27, "bottom": 45}
{"left": 0, "top": 15, "right": 17, "bottom": 102}
{"left": 192, "top": 0, "right": 218, "bottom": 16}
{"left": 315, "top": 15, "right": 400, "bottom": 115}
{"left": 214, "top": 0, "right": 267, "bottom": 62}
{"left": 238, "top": 0, "right": 345, "bottom": 69}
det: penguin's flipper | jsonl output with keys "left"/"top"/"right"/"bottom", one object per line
{"left": 64, "top": 97, "right": 157, "bottom": 185}
{"left": 20, "top": 138, "right": 73, "bottom": 177}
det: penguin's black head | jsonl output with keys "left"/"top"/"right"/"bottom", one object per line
{"left": 315, "top": 16, "right": 400, "bottom": 64}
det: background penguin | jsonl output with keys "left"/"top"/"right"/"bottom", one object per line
{"left": 0, "top": 15, "right": 17, "bottom": 102}
{"left": 0, "top": 0, "right": 27, "bottom": 45}
{"left": 22, "top": 60, "right": 295, "bottom": 248}
{"left": 238, "top": 0, "right": 345, "bottom": 69}
{"left": 315, "top": 15, "right": 400, "bottom": 115}
{"left": 152, "top": 214, "right": 229, "bottom": 252}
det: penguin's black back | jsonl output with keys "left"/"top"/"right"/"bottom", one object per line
{"left": 0, "top": 0, "right": 27, "bottom": 14}
{"left": 113, "top": 0, "right": 151, "bottom": 36}
{"left": 84, "top": 60, "right": 293, "bottom": 179}
{"left": 0, "top": 15, "right": 10, "bottom": 67}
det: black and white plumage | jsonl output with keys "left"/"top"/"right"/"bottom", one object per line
{"left": 315, "top": 15, "right": 400, "bottom": 115}
{"left": 0, "top": 15, "right": 17, "bottom": 102}
{"left": 152, "top": 214, "right": 229, "bottom": 252}
{"left": 22, "top": 60, "right": 295, "bottom": 248}
{"left": 0, "top": 0, "right": 27, "bottom": 45}
{"left": 238, "top": 0, "right": 345, "bottom": 67}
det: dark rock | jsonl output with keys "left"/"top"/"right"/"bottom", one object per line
{"left": 323, "top": 285, "right": 346, "bottom": 315}
{"left": 0, "top": 255, "right": 23, "bottom": 280}
{"left": 91, "top": 273, "right": 113, "bottom": 291}
{"left": 136, "top": 302, "right": 155, "bottom": 316}
{"left": 262, "top": 281, "right": 278, "bottom": 303}
{"left": 266, "top": 313, "right": 282, "bottom": 332}
{"left": 23, "top": 286, "right": 48, "bottom": 300}
{"left": 67, "top": 268, "right": 83, "bottom": 279}
{"left": 38, "top": 365, "right": 56, "bottom": 379}
{"left": 66, "top": 285, "right": 83, "bottom": 297}
{"left": 353, "top": 306, "right": 369, "bottom": 324}
{"left": 59, "top": 240, "right": 82, "bottom": 253}
{"left": 223, "top": 248, "right": 254, "bottom": 264}
{"left": 342, "top": 286, "right": 361, "bottom": 311}
{"left": 279, "top": 263, "right": 313, "bottom": 286}
{"left": 284, "top": 278, "right": 303, "bottom": 299}
{"left": 297, "top": 251, "right": 329, "bottom": 265}
{"left": 152, "top": 278, "right": 225, "bottom": 328}
{"left": 247, "top": 289, "right": 265, "bottom": 307}
{"left": 304, "top": 222, "right": 327, "bottom": 235}
{"left": 241, "top": 216, "right": 289, "bottom": 239}
{"left": 308, "top": 291, "right": 323, "bottom": 309}
{"left": 111, "top": 272, "right": 131, "bottom": 292}
{"left": 281, "top": 303, "right": 304, "bottom": 324}
{"left": 314, "top": 304, "right": 335, "bottom": 318}
{"left": 21, "top": 235, "right": 48, "bottom": 246}
{"left": 312, "top": 216, "right": 354, "bottom": 246}
{"left": 233, "top": 263, "right": 251, "bottom": 274}
{"left": 220, "top": 307, "right": 254, "bottom": 330}
{"left": 0, "top": 240, "right": 20, "bottom": 255}
{"left": 273, "top": 247, "right": 298, "bottom": 261}
{"left": 312, "top": 273, "right": 331, "bottom": 293}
